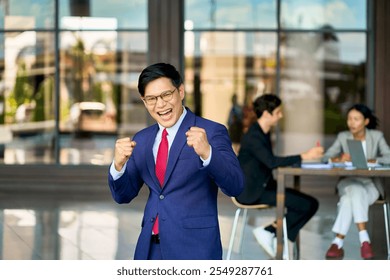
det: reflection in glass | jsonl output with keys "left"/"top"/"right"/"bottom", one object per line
{"left": 280, "top": 0, "right": 366, "bottom": 29}
{"left": 1, "top": 208, "right": 122, "bottom": 259}
{"left": 0, "top": 0, "right": 55, "bottom": 29}
{"left": 1, "top": 1, "right": 149, "bottom": 165}
{"left": 185, "top": 0, "right": 277, "bottom": 29}
{"left": 185, "top": 31, "right": 277, "bottom": 131}
{"left": 279, "top": 31, "right": 366, "bottom": 154}
{"left": 2, "top": 209, "right": 37, "bottom": 259}
{"left": 59, "top": 0, "right": 148, "bottom": 29}
{"left": 59, "top": 25, "right": 119, "bottom": 134}
{"left": 58, "top": 29, "right": 147, "bottom": 165}
{"left": 0, "top": 195, "right": 143, "bottom": 259}
{"left": 0, "top": 32, "right": 56, "bottom": 164}
{"left": 59, "top": 210, "right": 118, "bottom": 259}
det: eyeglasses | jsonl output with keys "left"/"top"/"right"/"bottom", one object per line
{"left": 142, "top": 88, "right": 177, "bottom": 106}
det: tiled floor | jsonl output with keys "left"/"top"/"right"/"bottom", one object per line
{"left": 0, "top": 176, "right": 388, "bottom": 260}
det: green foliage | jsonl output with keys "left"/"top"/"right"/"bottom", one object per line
{"left": 12, "top": 63, "right": 34, "bottom": 107}
{"left": 33, "top": 76, "right": 55, "bottom": 122}
{"left": 92, "top": 82, "right": 104, "bottom": 103}
{"left": 324, "top": 108, "right": 347, "bottom": 134}
{"left": 5, "top": 95, "right": 17, "bottom": 123}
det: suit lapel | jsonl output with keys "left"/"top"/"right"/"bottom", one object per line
{"left": 343, "top": 132, "right": 354, "bottom": 153}
{"left": 365, "top": 129, "right": 374, "bottom": 159}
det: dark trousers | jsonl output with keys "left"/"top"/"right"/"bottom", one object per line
{"left": 255, "top": 184, "right": 319, "bottom": 242}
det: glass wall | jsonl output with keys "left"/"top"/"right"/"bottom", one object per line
{"left": 185, "top": 0, "right": 369, "bottom": 155}
{"left": 0, "top": 0, "right": 148, "bottom": 165}
{"left": 184, "top": 31, "right": 277, "bottom": 131}
{"left": 0, "top": 0, "right": 371, "bottom": 165}
{"left": 0, "top": 0, "right": 56, "bottom": 164}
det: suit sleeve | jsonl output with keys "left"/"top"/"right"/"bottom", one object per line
{"left": 204, "top": 124, "right": 244, "bottom": 197}
{"left": 249, "top": 132, "right": 301, "bottom": 169}
{"left": 322, "top": 133, "right": 344, "bottom": 162}
{"left": 376, "top": 132, "right": 390, "bottom": 164}
{"left": 107, "top": 138, "right": 144, "bottom": 204}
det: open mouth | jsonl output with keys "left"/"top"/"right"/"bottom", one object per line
{"left": 157, "top": 108, "right": 172, "bottom": 117}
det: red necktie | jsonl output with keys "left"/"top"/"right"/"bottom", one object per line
{"left": 152, "top": 128, "right": 168, "bottom": 234}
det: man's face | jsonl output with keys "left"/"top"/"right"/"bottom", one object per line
{"left": 142, "top": 77, "right": 185, "bottom": 128}
{"left": 269, "top": 105, "right": 283, "bottom": 126}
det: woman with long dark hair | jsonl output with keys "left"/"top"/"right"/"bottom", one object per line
{"left": 323, "top": 104, "right": 390, "bottom": 260}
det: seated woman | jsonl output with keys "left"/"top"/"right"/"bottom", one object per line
{"left": 323, "top": 104, "right": 390, "bottom": 260}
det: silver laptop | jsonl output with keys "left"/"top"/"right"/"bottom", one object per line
{"left": 346, "top": 139, "right": 390, "bottom": 170}
{"left": 347, "top": 139, "right": 369, "bottom": 169}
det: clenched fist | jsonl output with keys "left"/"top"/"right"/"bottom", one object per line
{"left": 185, "top": 127, "right": 211, "bottom": 160}
{"left": 114, "top": 137, "right": 137, "bottom": 171}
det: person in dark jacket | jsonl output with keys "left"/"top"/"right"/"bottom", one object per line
{"left": 236, "top": 93, "right": 323, "bottom": 258}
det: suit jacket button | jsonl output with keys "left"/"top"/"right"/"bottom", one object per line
{"left": 159, "top": 195, "right": 165, "bottom": 200}
{"left": 150, "top": 218, "right": 155, "bottom": 222}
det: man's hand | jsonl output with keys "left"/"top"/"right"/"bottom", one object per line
{"left": 114, "top": 137, "right": 137, "bottom": 171}
{"left": 301, "top": 146, "right": 324, "bottom": 160}
{"left": 185, "top": 127, "right": 210, "bottom": 160}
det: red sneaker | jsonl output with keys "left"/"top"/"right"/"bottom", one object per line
{"left": 325, "top": 244, "right": 344, "bottom": 260}
{"left": 361, "top": 242, "right": 374, "bottom": 260}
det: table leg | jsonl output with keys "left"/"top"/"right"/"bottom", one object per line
{"left": 294, "top": 175, "right": 300, "bottom": 260}
{"left": 294, "top": 175, "right": 300, "bottom": 191}
{"left": 276, "top": 171, "right": 286, "bottom": 259}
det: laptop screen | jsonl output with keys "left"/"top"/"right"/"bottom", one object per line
{"left": 347, "top": 139, "right": 368, "bottom": 169}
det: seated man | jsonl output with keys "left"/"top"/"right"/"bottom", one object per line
{"left": 236, "top": 93, "right": 323, "bottom": 258}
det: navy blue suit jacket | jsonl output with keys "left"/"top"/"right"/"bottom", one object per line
{"left": 108, "top": 108, "right": 244, "bottom": 259}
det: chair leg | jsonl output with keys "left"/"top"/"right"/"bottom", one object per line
{"left": 294, "top": 234, "right": 300, "bottom": 260}
{"left": 226, "top": 208, "right": 242, "bottom": 260}
{"left": 282, "top": 217, "right": 289, "bottom": 260}
{"left": 383, "top": 202, "right": 390, "bottom": 260}
{"left": 237, "top": 209, "right": 248, "bottom": 254}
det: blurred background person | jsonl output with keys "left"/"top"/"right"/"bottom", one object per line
{"left": 236, "top": 93, "right": 323, "bottom": 259}
{"left": 227, "top": 93, "right": 243, "bottom": 154}
{"left": 322, "top": 104, "right": 390, "bottom": 260}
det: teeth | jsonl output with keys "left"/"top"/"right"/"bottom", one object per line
{"left": 159, "top": 109, "right": 171, "bottom": 115}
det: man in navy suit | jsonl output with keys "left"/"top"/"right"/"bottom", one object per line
{"left": 108, "top": 62, "right": 244, "bottom": 260}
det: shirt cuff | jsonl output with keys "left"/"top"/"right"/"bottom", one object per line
{"left": 110, "top": 160, "right": 127, "bottom": 180}
{"left": 200, "top": 145, "right": 212, "bottom": 167}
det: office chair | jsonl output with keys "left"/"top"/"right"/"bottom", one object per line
{"left": 226, "top": 197, "right": 290, "bottom": 260}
